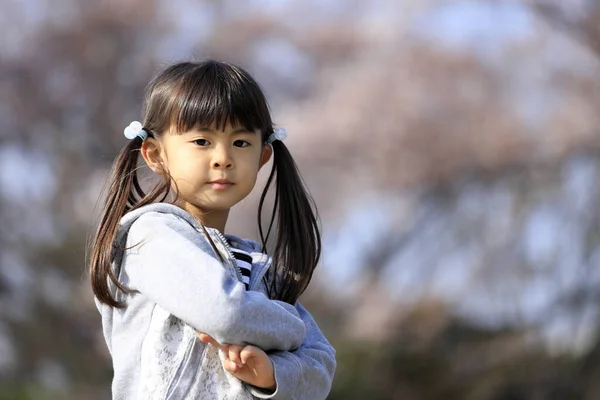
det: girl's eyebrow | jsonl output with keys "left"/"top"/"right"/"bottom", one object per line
{"left": 232, "top": 128, "right": 257, "bottom": 135}
{"left": 193, "top": 127, "right": 258, "bottom": 135}
{"left": 193, "top": 127, "right": 215, "bottom": 134}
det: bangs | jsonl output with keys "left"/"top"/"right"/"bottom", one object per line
{"left": 168, "top": 62, "right": 272, "bottom": 134}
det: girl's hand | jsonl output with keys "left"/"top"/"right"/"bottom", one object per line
{"left": 198, "top": 333, "right": 276, "bottom": 391}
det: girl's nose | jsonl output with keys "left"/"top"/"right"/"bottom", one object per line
{"left": 212, "top": 160, "right": 233, "bottom": 169}
{"left": 211, "top": 147, "right": 233, "bottom": 169}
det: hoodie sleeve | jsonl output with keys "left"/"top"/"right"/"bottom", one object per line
{"left": 249, "top": 302, "right": 336, "bottom": 400}
{"left": 121, "top": 211, "right": 305, "bottom": 351}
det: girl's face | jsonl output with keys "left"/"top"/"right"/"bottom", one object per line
{"left": 142, "top": 122, "right": 272, "bottom": 221}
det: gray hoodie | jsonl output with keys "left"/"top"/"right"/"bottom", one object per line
{"left": 95, "top": 203, "right": 336, "bottom": 399}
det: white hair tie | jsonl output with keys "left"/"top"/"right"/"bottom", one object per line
{"left": 266, "top": 127, "right": 287, "bottom": 144}
{"left": 124, "top": 121, "right": 148, "bottom": 141}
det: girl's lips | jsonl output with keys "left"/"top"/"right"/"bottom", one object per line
{"left": 208, "top": 180, "right": 234, "bottom": 190}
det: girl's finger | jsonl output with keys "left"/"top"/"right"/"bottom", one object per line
{"left": 198, "top": 333, "right": 212, "bottom": 343}
{"left": 240, "top": 345, "right": 257, "bottom": 364}
{"left": 198, "top": 333, "right": 227, "bottom": 352}
{"left": 224, "top": 359, "right": 238, "bottom": 373}
{"left": 228, "top": 345, "right": 244, "bottom": 366}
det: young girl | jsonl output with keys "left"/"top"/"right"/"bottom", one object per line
{"left": 89, "top": 60, "right": 336, "bottom": 399}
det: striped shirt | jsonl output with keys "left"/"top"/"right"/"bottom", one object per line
{"left": 230, "top": 247, "right": 252, "bottom": 290}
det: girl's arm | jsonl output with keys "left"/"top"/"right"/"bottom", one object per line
{"left": 249, "top": 302, "right": 336, "bottom": 400}
{"left": 122, "top": 211, "right": 305, "bottom": 351}
{"left": 201, "top": 302, "right": 336, "bottom": 400}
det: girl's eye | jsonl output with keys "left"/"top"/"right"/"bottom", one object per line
{"left": 193, "top": 139, "right": 210, "bottom": 146}
{"left": 234, "top": 140, "right": 251, "bottom": 148}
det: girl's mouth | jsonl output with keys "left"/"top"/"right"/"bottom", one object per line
{"left": 208, "top": 179, "right": 234, "bottom": 190}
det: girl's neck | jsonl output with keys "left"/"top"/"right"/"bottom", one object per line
{"left": 180, "top": 202, "right": 230, "bottom": 233}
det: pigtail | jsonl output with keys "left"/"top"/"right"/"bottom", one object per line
{"left": 258, "top": 140, "right": 322, "bottom": 304}
{"left": 89, "top": 135, "right": 169, "bottom": 308}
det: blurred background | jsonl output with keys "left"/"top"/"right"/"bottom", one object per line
{"left": 1, "top": 0, "right": 600, "bottom": 399}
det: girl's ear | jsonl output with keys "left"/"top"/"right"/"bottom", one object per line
{"left": 141, "top": 138, "right": 165, "bottom": 175}
{"left": 259, "top": 144, "right": 273, "bottom": 169}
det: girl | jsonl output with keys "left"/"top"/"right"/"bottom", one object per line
{"left": 89, "top": 60, "right": 336, "bottom": 399}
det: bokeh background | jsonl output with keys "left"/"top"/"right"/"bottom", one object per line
{"left": 2, "top": 0, "right": 600, "bottom": 399}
